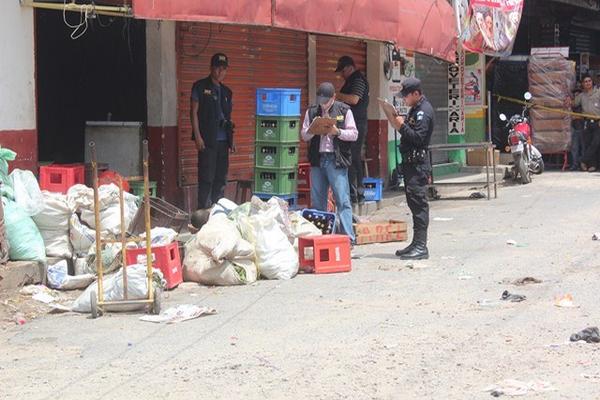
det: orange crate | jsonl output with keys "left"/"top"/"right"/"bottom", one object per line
{"left": 298, "top": 234, "right": 351, "bottom": 274}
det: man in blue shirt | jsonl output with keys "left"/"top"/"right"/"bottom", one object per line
{"left": 190, "top": 53, "right": 235, "bottom": 209}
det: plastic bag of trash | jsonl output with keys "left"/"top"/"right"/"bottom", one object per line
{"left": 138, "top": 227, "right": 178, "bottom": 248}
{"left": 80, "top": 184, "right": 138, "bottom": 236}
{"left": 11, "top": 169, "right": 44, "bottom": 216}
{"left": 209, "top": 198, "right": 239, "bottom": 218}
{"left": 69, "top": 214, "right": 95, "bottom": 256}
{"left": 47, "top": 259, "right": 95, "bottom": 290}
{"left": 72, "top": 264, "right": 161, "bottom": 313}
{"left": 183, "top": 214, "right": 257, "bottom": 286}
{"left": 85, "top": 241, "right": 124, "bottom": 275}
{"left": 289, "top": 212, "right": 321, "bottom": 250}
{"left": 239, "top": 205, "right": 298, "bottom": 280}
{"left": 183, "top": 236, "right": 257, "bottom": 286}
{"left": 3, "top": 198, "right": 46, "bottom": 262}
{"left": 0, "top": 146, "right": 16, "bottom": 199}
{"left": 32, "top": 192, "right": 74, "bottom": 258}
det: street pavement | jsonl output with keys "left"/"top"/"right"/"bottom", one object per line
{"left": 1, "top": 171, "right": 600, "bottom": 399}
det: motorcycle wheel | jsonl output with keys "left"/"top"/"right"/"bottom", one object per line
{"left": 518, "top": 153, "right": 532, "bottom": 184}
{"left": 531, "top": 159, "right": 544, "bottom": 175}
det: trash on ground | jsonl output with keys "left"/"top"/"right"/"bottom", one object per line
{"left": 32, "top": 291, "right": 58, "bottom": 304}
{"left": 470, "top": 192, "right": 486, "bottom": 199}
{"left": 139, "top": 304, "right": 216, "bottom": 324}
{"left": 570, "top": 326, "right": 600, "bottom": 343}
{"left": 512, "top": 277, "right": 542, "bottom": 286}
{"left": 554, "top": 293, "right": 577, "bottom": 308}
{"left": 506, "top": 239, "right": 517, "bottom": 246}
{"left": 483, "top": 379, "right": 556, "bottom": 397}
{"left": 13, "top": 312, "right": 26, "bottom": 325}
{"left": 72, "top": 264, "right": 164, "bottom": 313}
{"left": 433, "top": 217, "right": 454, "bottom": 222}
{"left": 184, "top": 213, "right": 257, "bottom": 286}
{"left": 593, "top": 233, "right": 600, "bottom": 241}
{"left": 501, "top": 290, "right": 526, "bottom": 302}
{"left": 458, "top": 275, "right": 473, "bottom": 280}
{"left": 478, "top": 299, "right": 500, "bottom": 308}
{"left": 47, "top": 260, "right": 96, "bottom": 290}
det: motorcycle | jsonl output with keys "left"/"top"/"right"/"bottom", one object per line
{"left": 499, "top": 92, "right": 544, "bottom": 184}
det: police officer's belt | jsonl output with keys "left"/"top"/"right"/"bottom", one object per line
{"left": 401, "top": 149, "right": 427, "bottom": 164}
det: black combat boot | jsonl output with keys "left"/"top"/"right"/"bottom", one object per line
{"left": 399, "top": 229, "right": 428, "bottom": 260}
{"left": 395, "top": 241, "right": 415, "bottom": 256}
{"left": 399, "top": 242, "right": 429, "bottom": 260}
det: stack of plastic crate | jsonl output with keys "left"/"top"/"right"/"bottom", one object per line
{"left": 254, "top": 88, "right": 301, "bottom": 209}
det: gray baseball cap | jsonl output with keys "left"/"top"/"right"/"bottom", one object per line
{"left": 316, "top": 82, "right": 335, "bottom": 105}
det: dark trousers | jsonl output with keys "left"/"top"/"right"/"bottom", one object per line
{"left": 197, "top": 141, "right": 229, "bottom": 209}
{"left": 349, "top": 119, "right": 368, "bottom": 203}
{"left": 582, "top": 122, "right": 600, "bottom": 168}
{"left": 403, "top": 163, "right": 430, "bottom": 245}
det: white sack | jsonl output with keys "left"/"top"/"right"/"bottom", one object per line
{"left": 69, "top": 213, "right": 96, "bottom": 256}
{"left": 47, "top": 260, "right": 95, "bottom": 290}
{"left": 32, "top": 192, "right": 74, "bottom": 258}
{"left": 11, "top": 169, "right": 44, "bottom": 216}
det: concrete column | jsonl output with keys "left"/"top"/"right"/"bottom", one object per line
{"left": 308, "top": 34, "right": 317, "bottom": 105}
{"left": 0, "top": 3, "right": 36, "bottom": 171}
{"left": 146, "top": 20, "right": 178, "bottom": 202}
{"left": 365, "top": 41, "right": 390, "bottom": 181}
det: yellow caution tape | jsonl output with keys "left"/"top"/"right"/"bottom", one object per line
{"left": 494, "top": 94, "right": 600, "bottom": 120}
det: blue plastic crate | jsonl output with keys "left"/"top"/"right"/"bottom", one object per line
{"left": 254, "top": 192, "right": 298, "bottom": 210}
{"left": 256, "top": 88, "right": 301, "bottom": 116}
{"left": 301, "top": 208, "right": 337, "bottom": 235}
{"left": 363, "top": 177, "right": 383, "bottom": 202}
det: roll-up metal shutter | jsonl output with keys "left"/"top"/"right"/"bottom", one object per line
{"left": 316, "top": 35, "right": 367, "bottom": 93}
{"left": 177, "top": 23, "right": 308, "bottom": 185}
{"left": 415, "top": 54, "right": 449, "bottom": 164}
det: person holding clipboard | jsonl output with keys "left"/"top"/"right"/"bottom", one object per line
{"left": 301, "top": 82, "right": 359, "bottom": 244}
{"left": 379, "top": 77, "right": 434, "bottom": 260}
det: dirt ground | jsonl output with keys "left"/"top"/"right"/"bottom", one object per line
{"left": 1, "top": 171, "right": 600, "bottom": 399}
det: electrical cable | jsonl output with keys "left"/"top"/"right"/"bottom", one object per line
{"left": 63, "top": 0, "right": 89, "bottom": 40}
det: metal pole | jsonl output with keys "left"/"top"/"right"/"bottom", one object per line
{"left": 485, "top": 144, "right": 491, "bottom": 201}
{"left": 119, "top": 177, "right": 128, "bottom": 300}
{"left": 487, "top": 90, "right": 492, "bottom": 143}
{"left": 90, "top": 142, "right": 104, "bottom": 303}
{"left": 142, "top": 140, "right": 154, "bottom": 302}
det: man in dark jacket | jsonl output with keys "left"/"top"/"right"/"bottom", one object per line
{"left": 190, "top": 53, "right": 235, "bottom": 209}
{"left": 300, "top": 82, "right": 359, "bottom": 243}
{"left": 388, "top": 77, "right": 435, "bottom": 260}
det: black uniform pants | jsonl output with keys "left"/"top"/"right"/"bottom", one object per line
{"left": 582, "top": 121, "right": 600, "bottom": 168}
{"left": 403, "top": 163, "right": 430, "bottom": 245}
{"left": 197, "top": 141, "right": 229, "bottom": 209}
{"left": 349, "top": 119, "right": 368, "bottom": 203}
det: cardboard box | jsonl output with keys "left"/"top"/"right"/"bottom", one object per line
{"left": 354, "top": 220, "right": 407, "bottom": 245}
{"left": 467, "top": 148, "right": 500, "bottom": 166}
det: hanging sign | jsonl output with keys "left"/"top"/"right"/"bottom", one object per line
{"left": 459, "top": 0, "right": 524, "bottom": 57}
{"left": 448, "top": 49, "right": 465, "bottom": 136}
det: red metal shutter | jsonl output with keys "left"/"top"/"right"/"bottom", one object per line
{"left": 177, "top": 23, "right": 308, "bottom": 186}
{"left": 316, "top": 35, "right": 367, "bottom": 91}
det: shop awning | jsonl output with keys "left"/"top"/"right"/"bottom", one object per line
{"left": 132, "top": 0, "right": 457, "bottom": 62}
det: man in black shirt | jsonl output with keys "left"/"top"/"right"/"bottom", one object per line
{"left": 190, "top": 53, "right": 235, "bottom": 209}
{"left": 336, "top": 56, "right": 370, "bottom": 205}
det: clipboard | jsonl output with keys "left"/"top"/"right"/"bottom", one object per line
{"left": 307, "top": 117, "right": 337, "bottom": 135}
{"left": 377, "top": 98, "right": 399, "bottom": 123}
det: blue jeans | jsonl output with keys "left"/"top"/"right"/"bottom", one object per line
{"left": 310, "top": 153, "right": 355, "bottom": 243}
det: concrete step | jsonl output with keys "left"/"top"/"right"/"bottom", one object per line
{"left": 0, "top": 261, "right": 45, "bottom": 291}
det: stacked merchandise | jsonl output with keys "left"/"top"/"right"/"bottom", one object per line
{"left": 528, "top": 56, "right": 576, "bottom": 154}
{"left": 254, "top": 88, "right": 302, "bottom": 208}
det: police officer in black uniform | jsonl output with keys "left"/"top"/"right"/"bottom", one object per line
{"left": 390, "top": 77, "right": 434, "bottom": 260}
{"left": 190, "top": 53, "right": 235, "bottom": 209}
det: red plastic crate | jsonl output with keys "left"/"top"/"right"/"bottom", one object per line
{"left": 298, "top": 163, "right": 311, "bottom": 190}
{"left": 39, "top": 164, "right": 85, "bottom": 194}
{"left": 298, "top": 188, "right": 310, "bottom": 209}
{"left": 298, "top": 234, "right": 351, "bottom": 274}
{"left": 125, "top": 242, "right": 183, "bottom": 289}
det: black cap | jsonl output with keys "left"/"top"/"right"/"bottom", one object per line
{"left": 316, "top": 82, "right": 335, "bottom": 105}
{"left": 399, "top": 77, "right": 422, "bottom": 97}
{"left": 335, "top": 56, "right": 355, "bottom": 72}
{"left": 211, "top": 53, "right": 229, "bottom": 68}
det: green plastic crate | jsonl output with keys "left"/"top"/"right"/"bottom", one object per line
{"left": 255, "top": 116, "right": 300, "bottom": 143}
{"left": 129, "top": 180, "right": 158, "bottom": 197}
{"left": 254, "top": 167, "right": 297, "bottom": 194}
{"left": 255, "top": 142, "right": 299, "bottom": 169}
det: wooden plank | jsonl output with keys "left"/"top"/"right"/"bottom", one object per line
{"left": 355, "top": 231, "right": 408, "bottom": 245}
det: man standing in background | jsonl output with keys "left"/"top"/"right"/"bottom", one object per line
{"left": 190, "top": 53, "right": 235, "bottom": 209}
{"left": 336, "top": 56, "right": 370, "bottom": 206}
